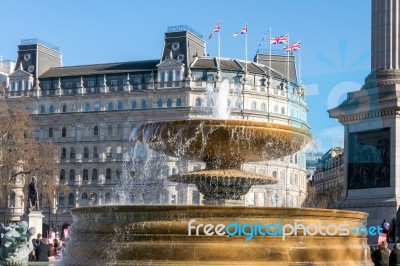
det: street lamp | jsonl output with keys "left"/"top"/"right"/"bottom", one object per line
{"left": 55, "top": 193, "right": 58, "bottom": 237}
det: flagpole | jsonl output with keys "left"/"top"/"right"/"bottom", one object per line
{"left": 218, "top": 20, "right": 221, "bottom": 69}
{"left": 245, "top": 24, "right": 248, "bottom": 74}
{"left": 269, "top": 27, "right": 272, "bottom": 77}
{"left": 287, "top": 33, "right": 290, "bottom": 83}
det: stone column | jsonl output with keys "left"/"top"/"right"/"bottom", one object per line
{"left": 372, "top": 0, "right": 400, "bottom": 73}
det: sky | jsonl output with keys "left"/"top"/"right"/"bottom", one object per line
{"left": 0, "top": 0, "right": 371, "bottom": 152}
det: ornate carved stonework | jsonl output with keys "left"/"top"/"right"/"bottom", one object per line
{"left": 348, "top": 128, "right": 390, "bottom": 189}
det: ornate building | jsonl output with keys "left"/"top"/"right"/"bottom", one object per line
{"left": 0, "top": 26, "right": 309, "bottom": 236}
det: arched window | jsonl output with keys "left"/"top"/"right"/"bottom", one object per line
{"left": 58, "top": 194, "right": 65, "bottom": 206}
{"left": 160, "top": 71, "right": 165, "bottom": 82}
{"left": 141, "top": 100, "right": 147, "bottom": 109}
{"left": 131, "top": 100, "right": 137, "bottom": 109}
{"left": 157, "top": 99, "right": 163, "bottom": 108}
{"left": 167, "top": 99, "right": 172, "bottom": 108}
{"left": 93, "top": 103, "right": 100, "bottom": 111}
{"left": 175, "top": 70, "right": 180, "bottom": 81}
{"left": 235, "top": 99, "right": 242, "bottom": 109}
{"left": 62, "top": 104, "right": 67, "bottom": 113}
{"left": 92, "top": 169, "right": 98, "bottom": 181}
{"left": 69, "top": 169, "right": 75, "bottom": 180}
{"left": 117, "top": 124, "right": 123, "bottom": 135}
{"left": 93, "top": 147, "right": 98, "bottom": 159}
{"left": 40, "top": 105, "right": 46, "bottom": 114}
{"left": 60, "top": 169, "right": 65, "bottom": 181}
{"left": 195, "top": 98, "right": 202, "bottom": 107}
{"left": 116, "top": 146, "right": 122, "bottom": 160}
{"left": 117, "top": 101, "right": 123, "bottom": 110}
{"left": 93, "top": 126, "right": 99, "bottom": 136}
{"left": 281, "top": 107, "right": 285, "bottom": 114}
{"left": 61, "top": 148, "right": 66, "bottom": 159}
{"left": 176, "top": 98, "right": 182, "bottom": 107}
{"left": 251, "top": 101, "right": 257, "bottom": 110}
{"left": 83, "top": 147, "right": 89, "bottom": 159}
{"left": 18, "top": 80, "right": 22, "bottom": 90}
{"left": 274, "top": 105, "right": 278, "bottom": 113}
{"left": 49, "top": 105, "right": 55, "bottom": 113}
{"left": 107, "top": 125, "right": 113, "bottom": 135}
{"left": 85, "top": 103, "right": 90, "bottom": 112}
{"left": 48, "top": 128, "right": 53, "bottom": 138}
{"left": 68, "top": 193, "right": 75, "bottom": 206}
{"left": 107, "top": 102, "right": 114, "bottom": 110}
{"left": 62, "top": 127, "right": 67, "bottom": 137}
{"left": 106, "top": 168, "right": 112, "bottom": 180}
{"left": 106, "top": 146, "right": 112, "bottom": 158}
{"left": 70, "top": 148, "right": 75, "bottom": 159}
{"left": 168, "top": 70, "right": 173, "bottom": 81}
{"left": 260, "top": 103, "right": 266, "bottom": 112}
{"left": 83, "top": 169, "right": 88, "bottom": 181}
{"left": 105, "top": 193, "right": 111, "bottom": 204}
{"left": 81, "top": 193, "right": 88, "bottom": 206}
{"left": 9, "top": 192, "right": 15, "bottom": 207}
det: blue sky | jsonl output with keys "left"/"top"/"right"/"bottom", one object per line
{"left": 0, "top": 0, "right": 371, "bottom": 152}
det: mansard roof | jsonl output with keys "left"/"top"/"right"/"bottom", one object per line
{"left": 40, "top": 60, "right": 159, "bottom": 78}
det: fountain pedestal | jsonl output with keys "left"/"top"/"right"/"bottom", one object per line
{"left": 24, "top": 210, "right": 44, "bottom": 235}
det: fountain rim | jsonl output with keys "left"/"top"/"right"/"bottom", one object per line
{"left": 71, "top": 205, "right": 368, "bottom": 219}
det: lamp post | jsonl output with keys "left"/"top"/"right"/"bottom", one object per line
{"left": 55, "top": 193, "right": 58, "bottom": 237}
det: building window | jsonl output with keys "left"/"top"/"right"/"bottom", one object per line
{"left": 160, "top": 71, "right": 165, "bottom": 82}
{"left": 68, "top": 193, "right": 75, "bottom": 206}
{"left": 176, "top": 98, "right": 182, "bottom": 107}
{"left": 261, "top": 103, "right": 266, "bottom": 112}
{"left": 105, "top": 193, "right": 111, "bottom": 204}
{"left": 83, "top": 147, "right": 89, "bottom": 159}
{"left": 251, "top": 101, "right": 257, "bottom": 110}
{"left": 70, "top": 126, "right": 76, "bottom": 137}
{"left": 60, "top": 169, "right": 65, "bottom": 181}
{"left": 93, "top": 103, "right": 101, "bottom": 111}
{"left": 48, "top": 128, "right": 53, "bottom": 138}
{"left": 106, "top": 146, "right": 112, "bottom": 158}
{"left": 40, "top": 105, "right": 46, "bottom": 114}
{"left": 111, "top": 80, "right": 117, "bottom": 86}
{"left": 117, "top": 101, "right": 123, "bottom": 110}
{"left": 107, "top": 125, "right": 113, "bottom": 135}
{"left": 175, "top": 70, "right": 180, "bottom": 81}
{"left": 117, "top": 124, "right": 123, "bottom": 135}
{"left": 168, "top": 70, "right": 173, "bottom": 81}
{"left": 88, "top": 81, "right": 95, "bottom": 87}
{"left": 195, "top": 98, "right": 202, "bottom": 107}
{"left": 69, "top": 169, "right": 75, "bottom": 181}
{"left": 272, "top": 171, "right": 277, "bottom": 178}
{"left": 49, "top": 105, "right": 55, "bottom": 113}
{"left": 85, "top": 103, "right": 90, "bottom": 112}
{"left": 62, "top": 127, "right": 67, "bottom": 137}
{"left": 93, "top": 147, "right": 98, "bottom": 159}
{"left": 134, "top": 77, "right": 142, "bottom": 85}
{"left": 141, "top": 100, "right": 147, "bottom": 109}
{"left": 62, "top": 104, "right": 67, "bottom": 113}
{"left": 81, "top": 193, "right": 88, "bottom": 206}
{"left": 61, "top": 148, "right": 66, "bottom": 159}
{"left": 18, "top": 80, "right": 22, "bottom": 90}
{"left": 93, "top": 126, "right": 99, "bottom": 136}
{"left": 92, "top": 169, "right": 98, "bottom": 181}
{"left": 106, "top": 168, "right": 112, "bottom": 180}
{"left": 281, "top": 107, "right": 286, "bottom": 114}
{"left": 58, "top": 194, "right": 65, "bottom": 207}
{"left": 107, "top": 102, "right": 113, "bottom": 110}
{"left": 131, "top": 100, "right": 137, "bottom": 109}
{"left": 9, "top": 192, "right": 15, "bottom": 207}
{"left": 274, "top": 105, "right": 278, "bottom": 113}
{"left": 192, "top": 191, "right": 200, "bottom": 205}
{"left": 83, "top": 169, "right": 88, "bottom": 181}
{"left": 157, "top": 99, "right": 163, "bottom": 108}
{"left": 66, "top": 83, "right": 72, "bottom": 89}
{"left": 70, "top": 148, "right": 76, "bottom": 159}
{"left": 171, "top": 195, "right": 177, "bottom": 205}
{"left": 167, "top": 99, "right": 172, "bottom": 108}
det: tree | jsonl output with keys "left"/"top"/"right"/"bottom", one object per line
{"left": 0, "top": 99, "right": 61, "bottom": 207}
{"left": 302, "top": 183, "right": 343, "bottom": 209}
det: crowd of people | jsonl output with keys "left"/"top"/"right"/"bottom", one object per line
{"left": 28, "top": 233, "right": 67, "bottom": 262}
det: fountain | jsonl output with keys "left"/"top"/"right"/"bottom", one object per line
{"left": 65, "top": 80, "right": 373, "bottom": 265}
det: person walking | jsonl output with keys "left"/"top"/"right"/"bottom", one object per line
{"left": 390, "top": 243, "right": 400, "bottom": 266}
{"left": 373, "top": 240, "right": 390, "bottom": 266}
{"left": 35, "top": 238, "right": 51, "bottom": 262}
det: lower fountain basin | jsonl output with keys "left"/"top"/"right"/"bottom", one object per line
{"left": 66, "top": 205, "right": 373, "bottom": 265}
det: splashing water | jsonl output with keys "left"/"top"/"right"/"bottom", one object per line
{"left": 205, "top": 79, "right": 231, "bottom": 119}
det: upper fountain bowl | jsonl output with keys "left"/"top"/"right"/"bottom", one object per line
{"left": 136, "top": 119, "right": 312, "bottom": 169}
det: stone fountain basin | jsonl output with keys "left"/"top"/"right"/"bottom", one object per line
{"left": 135, "top": 119, "right": 312, "bottom": 167}
{"left": 66, "top": 205, "right": 372, "bottom": 265}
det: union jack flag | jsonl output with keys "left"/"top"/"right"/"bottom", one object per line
{"left": 209, "top": 23, "right": 221, "bottom": 39}
{"left": 233, "top": 25, "right": 248, "bottom": 37}
{"left": 284, "top": 41, "right": 301, "bottom": 52}
{"left": 269, "top": 34, "right": 289, "bottom": 44}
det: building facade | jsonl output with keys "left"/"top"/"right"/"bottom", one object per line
{"left": 0, "top": 26, "right": 310, "bottom": 235}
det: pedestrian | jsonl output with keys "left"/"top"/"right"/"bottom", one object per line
{"left": 35, "top": 238, "right": 51, "bottom": 262}
{"left": 372, "top": 240, "right": 390, "bottom": 266}
{"left": 389, "top": 243, "right": 400, "bottom": 266}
